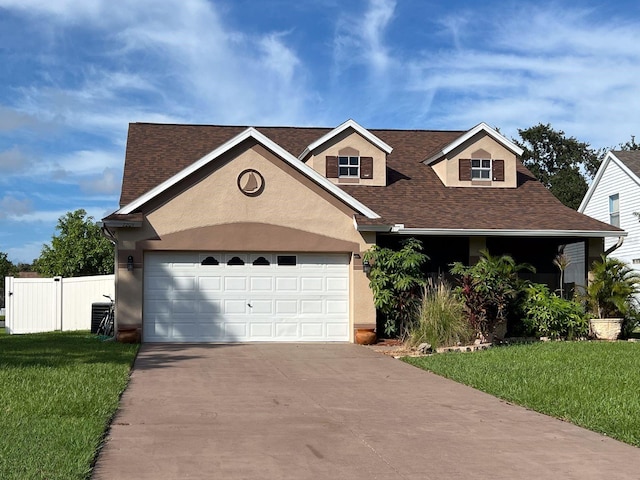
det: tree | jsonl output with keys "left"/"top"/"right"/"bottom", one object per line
{"left": 34, "top": 209, "right": 114, "bottom": 277}
{"left": 0, "top": 252, "right": 18, "bottom": 309}
{"left": 363, "top": 238, "right": 429, "bottom": 338}
{"left": 515, "top": 124, "right": 598, "bottom": 210}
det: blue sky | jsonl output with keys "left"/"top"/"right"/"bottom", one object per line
{"left": 1, "top": 0, "right": 640, "bottom": 263}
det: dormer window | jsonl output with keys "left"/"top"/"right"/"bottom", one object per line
{"left": 471, "top": 159, "right": 491, "bottom": 180}
{"left": 339, "top": 156, "right": 359, "bottom": 177}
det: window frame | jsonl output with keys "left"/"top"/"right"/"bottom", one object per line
{"left": 338, "top": 155, "right": 360, "bottom": 178}
{"left": 609, "top": 193, "right": 620, "bottom": 227}
{"left": 471, "top": 158, "right": 492, "bottom": 180}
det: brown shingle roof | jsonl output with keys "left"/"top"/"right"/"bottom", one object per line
{"left": 612, "top": 150, "right": 640, "bottom": 178}
{"left": 119, "top": 123, "right": 620, "bottom": 234}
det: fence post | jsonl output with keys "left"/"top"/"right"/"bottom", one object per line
{"left": 54, "top": 276, "right": 63, "bottom": 331}
{"left": 5, "top": 276, "right": 14, "bottom": 333}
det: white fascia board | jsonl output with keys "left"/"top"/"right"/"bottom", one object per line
{"left": 117, "top": 127, "right": 380, "bottom": 219}
{"left": 355, "top": 224, "right": 393, "bottom": 232}
{"left": 578, "top": 151, "right": 613, "bottom": 212}
{"left": 298, "top": 119, "right": 393, "bottom": 160}
{"left": 392, "top": 228, "right": 627, "bottom": 238}
{"left": 424, "top": 122, "right": 524, "bottom": 165}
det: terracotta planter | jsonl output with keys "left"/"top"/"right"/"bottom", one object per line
{"left": 589, "top": 318, "right": 622, "bottom": 340}
{"left": 355, "top": 328, "right": 377, "bottom": 345}
{"left": 117, "top": 327, "right": 141, "bottom": 344}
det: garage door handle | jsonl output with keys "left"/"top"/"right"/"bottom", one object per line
{"left": 247, "top": 303, "right": 252, "bottom": 308}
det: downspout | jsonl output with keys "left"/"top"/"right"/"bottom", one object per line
{"left": 98, "top": 222, "right": 117, "bottom": 245}
{"left": 604, "top": 236, "right": 624, "bottom": 256}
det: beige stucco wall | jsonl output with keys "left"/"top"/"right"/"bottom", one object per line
{"left": 431, "top": 132, "right": 518, "bottom": 188}
{"left": 114, "top": 138, "right": 376, "bottom": 341}
{"left": 306, "top": 129, "right": 387, "bottom": 186}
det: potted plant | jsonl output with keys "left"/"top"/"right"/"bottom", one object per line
{"left": 583, "top": 255, "right": 640, "bottom": 340}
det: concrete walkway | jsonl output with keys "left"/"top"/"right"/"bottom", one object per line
{"left": 93, "top": 344, "right": 640, "bottom": 479}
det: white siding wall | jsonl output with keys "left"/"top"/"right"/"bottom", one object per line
{"left": 563, "top": 241, "right": 586, "bottom": 287}
{"left": 581, "top": 157, "right": 640, "bottom": 300}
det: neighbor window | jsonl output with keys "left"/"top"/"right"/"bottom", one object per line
{"left": 609, "top": 194, "right": 620, "bottom": 227}
{"left": 338, "top": 156, "right": 359, "bottom": 177}
{"left": 471, "top": 159, "right": 491, "bottom": 180}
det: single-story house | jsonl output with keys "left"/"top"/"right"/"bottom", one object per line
{"left": 102, "top": 120, "right": 623, "bottom": 343}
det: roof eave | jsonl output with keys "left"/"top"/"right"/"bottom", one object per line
{"left": 424, "top": 122, "right": 524, "bottom": 165}
{"left": 297, "top": 119, "right": 393, "bottom": 161}
{"left": 390, "top": 228, "right": 626, "bottom": 238}
{"left": 117, "top": 126, "right": 380, "bottom": 219}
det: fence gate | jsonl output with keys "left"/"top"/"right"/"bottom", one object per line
{"left": 5, "top": 277, "right": 61, "bottom": 334}
{"left": 4, "top": 275, "right": 114, "bottom": 334}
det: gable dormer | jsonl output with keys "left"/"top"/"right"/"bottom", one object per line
{"left": 424, "top": 123, "right": 522, "bottom": 188}
{"left": 299, "top": 119, "right": 392, "bottom": 187}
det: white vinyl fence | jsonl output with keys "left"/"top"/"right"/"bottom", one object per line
{"left": 4, "top": 275, "right": 115, "bottom": 334}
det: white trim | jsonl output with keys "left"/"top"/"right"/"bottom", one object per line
{"left": 116, "top": 127, "right": 380, "bottom": 219}
{"left": 579, "top": 151, "right": 640, "bottom": 212}
{"left": 298, "top": 119, "right": 393, "bottom": 160}
{"left": 423, "top": 122, "right": 524, "bottom": 165}
{"left": 387, "top": 227, "right": 626, "bottom": 238}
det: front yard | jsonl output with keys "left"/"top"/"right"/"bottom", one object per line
{"left": 0, "top": 331, "right": 138, "bottom": 479}
{"left": 403, "top": 341, "right": 640, "bottom": 447}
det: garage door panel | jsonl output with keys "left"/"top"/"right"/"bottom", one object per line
{"left": 301, "top": 277, "right": 323, "bottom": 291}
{"left": 225, "top": 323, "right": 247, "bottom": 338}
{"left": 143, "top": 252, "right": 349, "bottom": 342}
{"left": 327, "top": 299, "right": 349, "bottom": 314}
{"left": 275, "top": 323, "right": 298, "bottom": 338}
{"left": 250, "top": 277, "right": 273, "bottom": 291}
{"left": 199, "top": 300, "right": 222, "bottom": 313}
{"left": 327, "top": 277, "right": 349, "bottom": 291}
{"left": 198, "top": 276, "right": 222, "bottom": 291}
{"left": 224, "top": 299, "right": 248, "bottom": 314}
{"left": 249, "top": 300, "right": 272, "bottom": 314}
{"left": 224, "top": 277, "right": 247, "bottom": 291}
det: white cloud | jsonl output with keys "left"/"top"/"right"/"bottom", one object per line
{"left": 334, "top": 0, "right": 397, "bottom": 75}
{"left": 404, "top": 5, "right": 640, "bottom": 147}
{"left": 0, "top": 147, "right": 32, "bottom": 174}
{"left": 0, "top": 195, "right": 34, "bottom": 219}
{"left": 0, "top": 106, "right": 39, "bottom": 131}
{"left": 79, "top": 167, "right": 122, "bottom": 195}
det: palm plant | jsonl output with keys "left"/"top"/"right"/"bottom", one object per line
{"left": 585, "top": 255, "right": 640, "bottom": 319}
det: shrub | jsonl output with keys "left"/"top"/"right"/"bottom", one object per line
{"left": 450, "top": 250, "right": 534, "bottom": 341}
{"left": 522, "top": 283, "right": 588, "bottom": 339}
{"left": 408, "top": 281, "right": 474, "bottom": 348}
{"left": 364, "top": 238, "right": 429, "bottom": 338}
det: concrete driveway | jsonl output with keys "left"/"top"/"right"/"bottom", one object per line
{"left": 93, "top": 344, "right": 640, "bottom": 479}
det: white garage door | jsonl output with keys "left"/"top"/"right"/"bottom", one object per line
{"left": 143, "top": 252, "right": 350, "bottom": 342}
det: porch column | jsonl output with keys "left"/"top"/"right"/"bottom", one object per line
{"left": 469, "top": 237, "right": 486, "bottom": 265}
{"left": 586, "top": 237, "right": 604, "bottom": 283}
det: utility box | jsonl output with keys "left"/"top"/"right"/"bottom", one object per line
{"left": 91, "top": 302, "right": 111, "bottom": 334}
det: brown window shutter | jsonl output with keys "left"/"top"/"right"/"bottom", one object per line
{"left": 459, "top": 159, "right": 472, "bottom": 181}
{"left": 360, "top": 157, "right": 373, "bottom": 179}
{"left": 326, "top": 156, "right": 338, "bottom": 178}
{"left": 493, "top": 159, "right": 504, "bottom": 181}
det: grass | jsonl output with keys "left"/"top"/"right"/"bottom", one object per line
{"left": 0, "top": 331, "right": 139, "bottom": 479}
{"left": 403, "top": 341, "right": 640, "bottom": 447}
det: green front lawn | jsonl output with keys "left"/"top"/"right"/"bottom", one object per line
{"left": 403, "top": 341, "right": 640, "bottom": 447}
{"left": 0, "top": 331, "right": 138, "bottom": 479}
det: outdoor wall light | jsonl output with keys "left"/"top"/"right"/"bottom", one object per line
{"left": 127, "top": 255, "right": 134, "bottom": 271}
{"left": 362, "top": 259, "right": 371, "bottom": 277}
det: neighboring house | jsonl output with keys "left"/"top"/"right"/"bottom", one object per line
{"left": 103, "top": 120, "right": 622, "bottom": 343}
{"left": 571, "top": 150, "right": 640, "bottom": 287}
